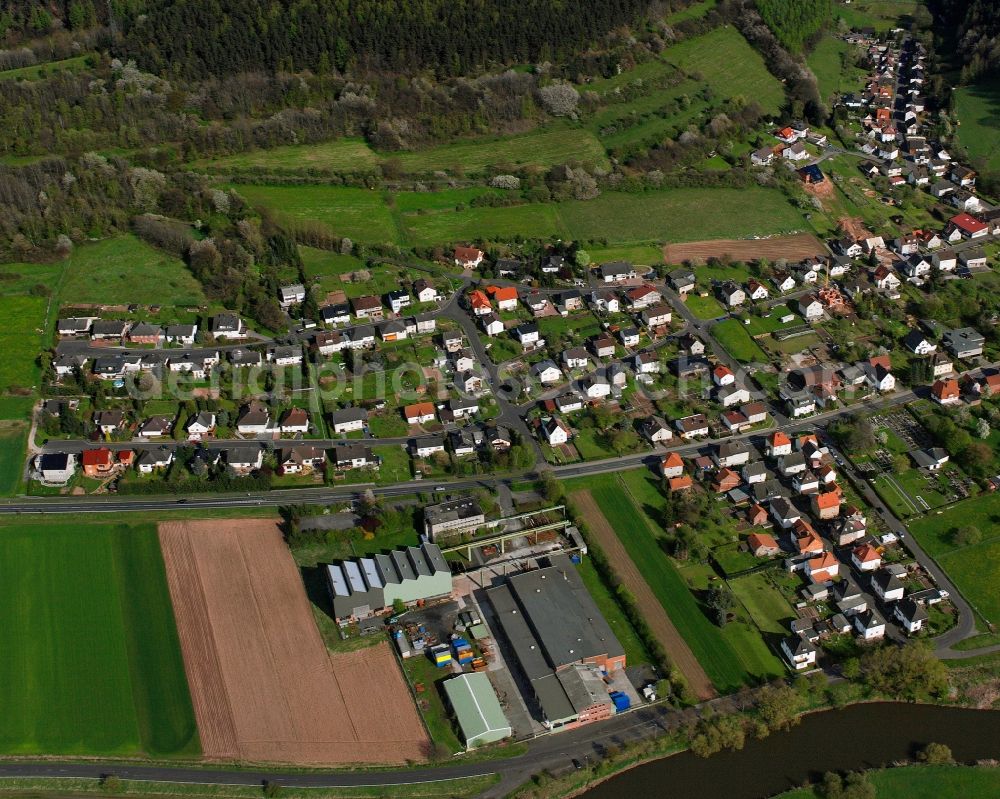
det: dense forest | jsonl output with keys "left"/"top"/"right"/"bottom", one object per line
{"left": 929, "top": 0, "right": 1000, "bottom": 81}
{"left": 755, "top": 0, "right": 830, "bottom": 53}
{"left": 2, "top": 0, "right": 660, "bottom": 78}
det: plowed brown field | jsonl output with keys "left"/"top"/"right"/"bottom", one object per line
{"left": 159, "top": 519, "right": 429, "bottom": 765}
{"left": 571, "top": 492, "right": 716, "bottom": 701}
{"left": 664, "top": 233, "right": 825, "bottom": 264}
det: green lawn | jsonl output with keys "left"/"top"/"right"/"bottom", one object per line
{"left": 0, "top": 295, "right": 47, "bottom": 394}
{"left": 909, "top": 492, "right": 1000, "bottom": 625}
{"left": 667, "top": 0, "right": 717, "bottom": 22}
{"left": 391, "top": 187, "right": 503, "bottom": 212}
{"left": 0, "top": 262, "right": 64, "bottom": 293}
{"left": 59, "top": 235, "right": 206, "bottom": 306}
{"left": 401, "top": 202, "right": 566, "bottom": 246}
{"left": 712, "top": 318, "right": 769, "bottom": 363}
{"left": 560, "top": 187, "right": 805, "bottom": 245}
{"left": 571, "top": 471, "right": 770, "bottom": 692}
{"left": 832, "top": 0, "right": 927, "bottom": 32}
{"left": 387, "top": 125, "right": 610, "bottom": 174}
{"left": 0, "top": 521, "right": 198, "bottom": 756}
{"left": 229, "top": 184, "right": 401, "bottom": 243}
{"left": 777, "top": 765, "right": 1000, "bottom": 799}
{"left": 684, "top": 293, "right": 726, "bottom": 319}
{"left": 238, "top": 184, "right": 804, "bottom": 248}
{"left": 729, "top": 573, "right": 795, "bottom": 635}
{"left": 954, "top": 81, "right": 1000, "bottom": 176}
{"left": 196, "top": 138, "right": 380, "bottom": 172}
{"left": 374, "top": 444, "right": 412, "bottom": 483}
{"left": 663, "top": 26, "right": 785, "bottom": 115}
{"left": 0, "top": 423, "right": 27, "bottom": 495}
{"left": 807, "top": 35, "right": 865, "bottom": 103}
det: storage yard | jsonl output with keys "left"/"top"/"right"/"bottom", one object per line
{"left": 159, "top": 519, "right": 429, "bottom": 764}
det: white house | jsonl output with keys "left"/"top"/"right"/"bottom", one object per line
{"left": 781, "top": 636, "right": 818, "bottom": 671}
{"left": 186, "top": 412, "right": 216, "bottom": 440}
{"left": 541, "top": 417, "right": 569, "bottom": 446}
{"left": 853, "top": 610, "right": 886, "bottom": 641}
{"left": 798, "top": 295, "right": 824, "bottom": 321}
{"left": 532, "top": 361, "right": 563, "bottom": 385}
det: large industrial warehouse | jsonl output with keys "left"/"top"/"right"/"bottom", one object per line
{"left": 487, "top": 554, "right": 627, "bottom": 729}
{"left": 326, "top": 542, "right": 452, "bottom": 622}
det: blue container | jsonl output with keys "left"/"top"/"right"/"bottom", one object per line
{"left": 610, "top": 691, "right": 631, "bottom": 712}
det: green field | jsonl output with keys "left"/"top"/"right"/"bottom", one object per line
{"left": 0, "top": 423, "right": 27, "bottom": 495}
{"left": 389, "top": 126, "right": 610, "bottom": 174}
{"left": 0, "top": 295, "right": 47, "bottom": 394}
{"left": 664, "top": 26, "right": 785, "bottom": 115}
{"left": 712, "top": 318, "right": 769, "bottom": 363}
{"left": 558, "top": 187, "right": 805, "bottom": 244}
{"left": 778, "top": 765, "right": 1000, "bottom": 799}
{"left": 587, "top": 245, "right": 664, "bottom": 265}
{"left": 954, "top": 81, "right": 1000, "bottom": 175}
{"left": 0, "top": 521, "right": 198, "bottom": 756}
{"left": 402, "top": 202, "right": 565, "bottom": 246}
{"left": 729, "top": 573, "right": 795, "bottom": 635}
{"left": 832, "top": 0, "right": 927, "bottom": 32}
{"left": 58, "top": 235, "right": 206, "bottom": 306}
{"left": 240, "top": 184, "right": 805, "bottom": 248}
{"left": 0, "top": 54, "right": 91, "bottom": 81}
{"left": 685, "top": 293, "right": 726, "bottom": 319}
{"left": 231, "top": 184, "right": 400, "bottom": 243}
{"left": 807, "top": 35, "right": 865, "bottom": 103}
{"left": 909, "top": 492, "right": 1000, "bottom": 625}
{"left": 571, "top": 472, "right": 777, "bottom": 692}
{"left": 197, "top": 138, "right": 380, "bottom": 172}
{"left": 667, "top": 0, "right": 717, "bottom": 22}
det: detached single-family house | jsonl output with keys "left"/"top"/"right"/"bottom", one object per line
{"left": 669, "top": 269, "right": 696, "bottom": 294}
{"left": 853, "top": 609, "right": 886, "bottom": 641}
{"left": 279, "top": 445, "right": 326, "bottom": 475}
{"left": 541, "top": 417, "right": 570, "bottom": 446}
{"left": 454, "top": 246, "right": 484, "bottom": 268}
{"left": 330, "top": 406, "right": 368, "bottom": 434}
{"left": 748, "top": 532, "right": 781, "bottom": 557}
{"left": 942, "top": 327, "right": 985, "bottom": 359}
{"left": 871, "top": 569, "right": 905, "bottom": 603}
{"left": 931, "top": 378, "right": 961, "bottom": 405}
{"left": 413, "top": 279, "right": 440, "bottom": 304}
{"left": 513, "top": 323, "right": 541, "bottom": 348}
{"left": 404, "top": 402, "right": 436, "bottom": 425}
{"left": 675, "top": 414, "right": 710, "bottom": 439}
{"left": 641, "top": 416, "right": 673, "bottom": 444}
{"left": 279, "top": 283, "right": 306, "bottom": 308}
{"left": 236, "top": 401, "right": 271, "bottom": 435}
{"left": 660, "top": 452, "right": 685, "bottom": 479}
{"left": 352, "top": 295, "right": 384, "bottom": 320}
{"left": 781, "top": 635, "right": 818, "bottom": 671}
{"left": 852, "top": 543, "right": 882, "bottom": 572}
{"left": 600, "top": 262, "right": 637, "bottom": 283}
{"left": 165, "top": 324, "right": 197, "bottom": 345}
{"left": 279, "top": 407, "right": 310, "bottom": 435}
{"left": 894, "top": 598, "right": 928, "bottom": 634}
{"left": 719, "top": 281, "right": 745, "bottom": 308}
{"left": 903, "top": 329, "right": 936, "bottom": 355}
{"left": 186, "top": 411, "right": 216, "bottom": 440}
{"left": 210, "top": 314, "right": 245, "bottom": 339}
{"left": 798, "top": 294, "right": 824, "bottom": 321}
{"left": 226, "top": 446, "right": 264, "bottom": 475}
{"left": 563, "top": 347, "right": 589, "bottom": 369}
{"left": 136, "top": 446, "right": 173, "bottom": 474}
{"left": 532, "top": 360, "right": 563, "bottom": 385}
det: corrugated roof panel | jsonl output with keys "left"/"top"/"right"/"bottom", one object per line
{"left": 359, "top": 557, "right": 383, "bottom": 589}
{"left": 344, "top": 560, "right": 366, "bottom": 592}
{"left": 326, "top": 564, "right": 349, "bottom": 597}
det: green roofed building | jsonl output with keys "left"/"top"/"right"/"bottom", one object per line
{"left": 443, "top": 672, "right": 512, "bottom": 749}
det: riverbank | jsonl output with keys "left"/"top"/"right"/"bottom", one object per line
{"left": 772, "top": 763, "right": 1000, "bottom": 798}
{"left": 509, "top": 701, "right": 1000, "bottom": 799}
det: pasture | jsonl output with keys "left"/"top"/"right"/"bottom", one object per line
{"left": 0, "top": 295, "right": 47, "bottom": 394}
{"left": 230, "top": 184, "right": 401, "bottom": 243}
{"left": 0, "top": 54, "right": 91, "bottom": 81}
{"left": 779, "top": 765, "right": 1000, "bottom": 799}
{"left": 909, "top": 492, "right": 1000, "bottom": 625}
{"left": 664, "top": 26, "right": 785, "bottom": 115}
{"left": 386, "top": 125, "right": 609, "bottom": 174}
{"left": 240, "top": 183, "right": 804, "bottom": 248}
{"left": 954, "top": 82, "right": 1000, "bottom": 175}
{"left": 196, "top": 138, "right": 380, "bottom": 172}
{"left": 59, "top": 235, "right": 206, "bottom": 306}
{"left": 807, "top": 35, "right": 864, "bottom": 103}
{"left": 0, "top": 520, "right": 198, "bottom": 756}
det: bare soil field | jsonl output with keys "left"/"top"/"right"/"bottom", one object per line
{"left": 663, "top": 233, "right": 825, "bottom": 264}
{"left": 570, "top": 492, "right": 716, "bottom": 700}
{"left": 159, "top": 519, "right": 429, "bottom": 765}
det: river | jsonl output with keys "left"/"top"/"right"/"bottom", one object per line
{"left": 582, "top": 703, "right": 1000, "bottom": 798}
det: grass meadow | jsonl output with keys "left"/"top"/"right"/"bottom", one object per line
{"left": 0, "top": 295, "right": 47, "bottom": 394}
{"left": 0, "top": 423, "right": 27, "bottom": 495}
{"left": 778, "top": 765, "right": 1000, "bottom": 799}
{"left": 0, "top": 520, "right": 198, "bottom": 756}
{"left": 59, "top": 235, "right": 206, "bottom": 306}
{"left": 909, "top": 492, "right": 1000, "bottom": 626}
{"left": 232, "top": 184, "right": 806, "bottom": 248}
{"left": 954, "top": 81, "right": 1000, "bottom": 175}
{"left": 664, "top": 27, "right": 785, "bottom": 116}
